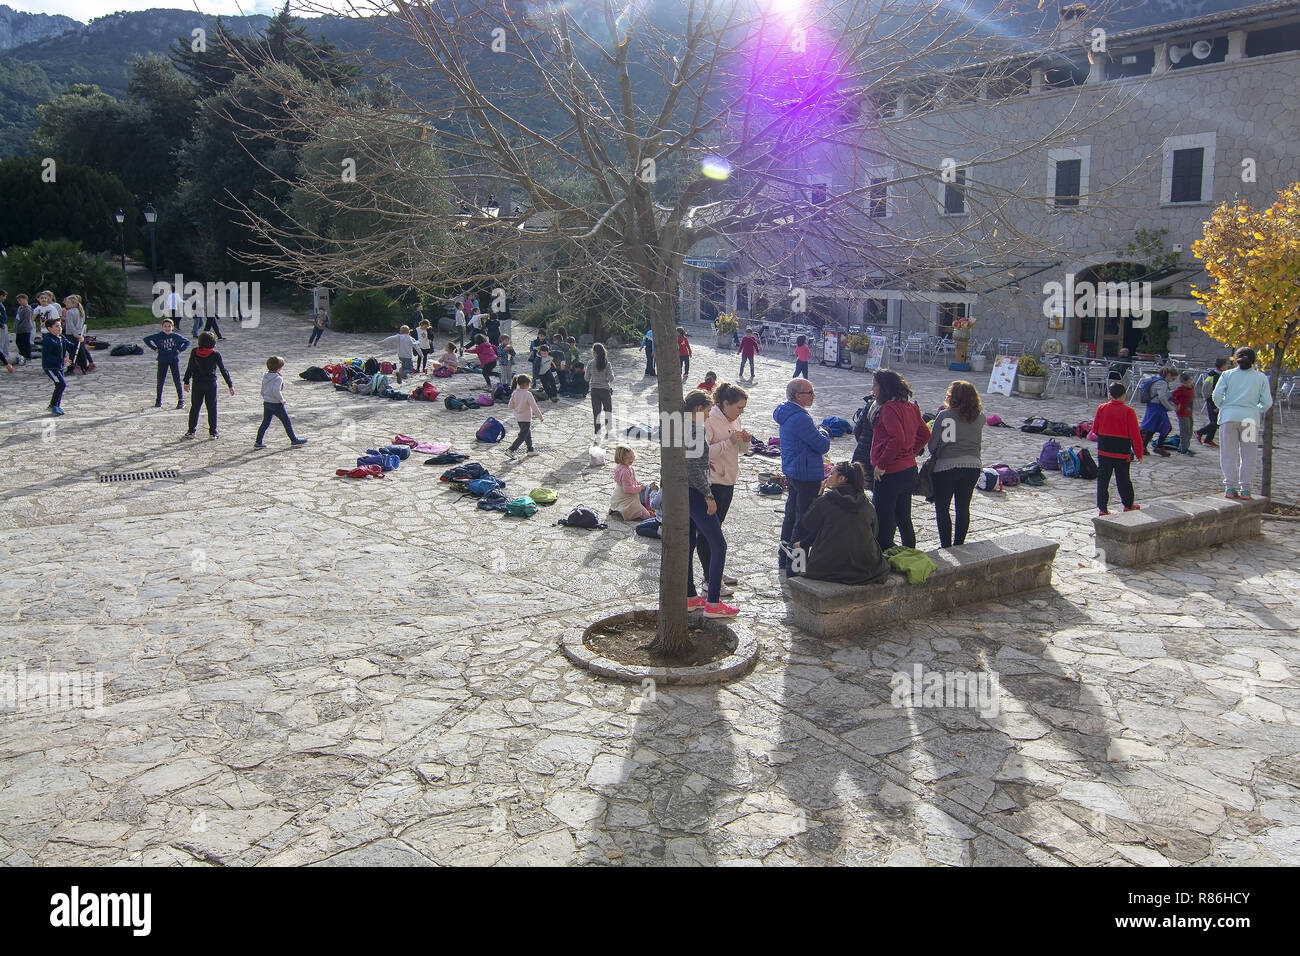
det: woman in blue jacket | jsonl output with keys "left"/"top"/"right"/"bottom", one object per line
{"left": 773, "top": 377, "right": 830, "bottom": 571}
{"left": 1211, "top": 346, "right": 1273, "bottom": 499}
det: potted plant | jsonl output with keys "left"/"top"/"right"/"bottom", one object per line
{"left": 1016, "top": 354, "right": 1046, "bottom": 397}
{"left": 714, "top": 311, "right": 739, "bottom": 347}
{"left": 845, "top": 334, "right": 873, "bottom": 370}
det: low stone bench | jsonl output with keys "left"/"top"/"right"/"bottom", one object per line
{"left": 784, "top": 533, "right": 1059, "bottom": 639}
{"left": 1092, "top": 496, "right": 1265, "bottom": 567}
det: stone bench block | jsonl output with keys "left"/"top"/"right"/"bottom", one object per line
{"left": 1092, "top": 497, "right": 1265, "bottom": 567}
{"left": 785, "top": 533, "right": 1059, "bottom": 638}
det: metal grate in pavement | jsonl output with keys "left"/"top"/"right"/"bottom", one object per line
{"left": 98, "top": 469, "right": 181, "bottom": 483}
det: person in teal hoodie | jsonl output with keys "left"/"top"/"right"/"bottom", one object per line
{"left": 1211, "top": 346, "right": 1273, "bottom": 499}
{"left": 774, "top": 377, "right": 831, "bottom": 571}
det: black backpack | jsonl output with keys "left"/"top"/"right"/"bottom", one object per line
{"left": 363, "top": 357, "right": 381, "bottom": 375}
{"left": 109, "top": 344, "right": 144, "bottom": 356}
{"left": 440, "top": 462, "right": 488, "bottom": 483}
{"left": 424, "top": 451, "right": 469, "bottom": 466}
{"left": 444, "top": 395, "right": 470, "bottom": 410}
{"left": 1077, "top": 447, "right": 1099, "bottom": 480}
{"left": 299, "top": 366, "right": 330, "bottom": 381}
{"left": 556, "top": 507, "right": 606, "bottom": 529}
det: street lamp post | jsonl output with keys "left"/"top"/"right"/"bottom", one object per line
{"left": 143, "top": 203, "right": 158, "bottom": 282}
{"left": 113, "top": 208, "right": 126, "bottom": 273}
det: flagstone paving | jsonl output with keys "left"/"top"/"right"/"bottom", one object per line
{"left": 1, "top": 271, "right": 1297, "bottom": 866}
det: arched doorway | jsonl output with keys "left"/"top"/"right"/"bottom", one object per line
{"left": 1069, "top": 260, "right": 1148, "bottom": 359}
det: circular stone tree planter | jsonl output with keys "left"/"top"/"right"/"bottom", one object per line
{"left": 561, "top": 609, "right": 758, "bottom": 685}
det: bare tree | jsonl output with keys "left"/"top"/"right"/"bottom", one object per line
{"left": 232, "top": 0, "right": 1140, "bottom": 654}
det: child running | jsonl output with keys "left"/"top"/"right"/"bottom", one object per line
{"left": 506, "top": 374, "right": 543, "bottom": 457}
{"left": 379, "top": 325, "right": 420, "bottom": 384}
{"left": 40, "top": 317, "right": 76, "bottom": 415}
{"left": 255, "top": 356, "right": 308, "bottom": 449}
{"left": 1093, "top": 382, "right": 1144, "bottom": 516}
{"left": 143, "top": 317, "right": 189, "bottom": 409}
{"left": 307, "top": 309, "right": 328, "bottom": 347}
{"left": 610, "top": 445, "right": 658, "bottom": 520}
{"left": 1171, "top": 371, "right": 1197, "bottom": 456}
{"left": 792, "top": 335, "right": 811, "bottom": 379}
{"left": 463, "top": 334, "right": 498, "bottom": 389}
{"left": 182, "top": 331, "right": 234, "bottom": 438}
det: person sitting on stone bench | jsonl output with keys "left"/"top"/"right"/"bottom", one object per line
{"left": 789, "top": 461, "right": 891, "bottom": 586}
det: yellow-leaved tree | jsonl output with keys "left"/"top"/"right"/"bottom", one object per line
{"left": 1192, "top": 182, "right": 1300, "bottom": 499}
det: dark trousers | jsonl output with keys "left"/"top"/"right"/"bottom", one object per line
{"left": 417, "top": 347, "right": 431, "bottom": 371}
{"left": 203, "top": 315, "right": 223, "bottom": 339}
{"left": 1196, "top": 400, "right": 1220, "bottom": 442}
{"left": 645, "top": 344, "right": 655, "bottom": 376}
{"left": 792, "top": 360, "right": 809, "bottom": 379}
{"left": 18, "top": 332, "right": 33, "bottom": 361}
{"left": 779, "top": 477, "right": 823, "bottom": 569}
{"left": 874, "top": 465, "right": 918, "bottom": 550}
{"left": 480, "top": 360, "right": 497, "bottom": 389}
{"left": 590, "top": 387, "right": 612, "bottom": 434}
{"left": 687, "top": 487, "right": 727, "bottom": 605}
{"left": 739, "top": 354, "right": 755, "bottom": 378}
{"left": 931, "top": 466, "right": 979, "bottom": 548}
{"left": 539, "top": 371, "right": 558, "bottom": 399}
{"left": 156, "top": 358, "right": 182, "bottom": 404}
{"left": 1096, "top": 455, "right": 1134, "bottom": 511}
{"left": 509, "top": 421, "right": 534, "bottom": 452}
{"left": 256, "top": 401, "right": 298, "bottom": 443}
{"left": 680, "top": 354, "right": 690, "bottom": 377}
{"left": 308, "top": 326, "right": 325, "bottom": 346}
{"left": 695, "top": 483, "right": 734, "bottom": 582}
{"left": 188, "top": 381, "right": 219, "bottom": 435}
{"left": 45, "top": 367, "right": 66, "bottom": 408}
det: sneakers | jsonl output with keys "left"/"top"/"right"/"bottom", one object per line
{"left": 181, "top": 431, "right": 195, "bottom": 439}
{"left": 1098, "top": 509, "right": 1110, "bottom": 516}
{"left": 1123, "top": 504, "right": 1141, "bottom": 512}
{"left": 209, "top": 432, "right": 219, "bottom": 438}
{"left": 177, "top": 402, "right": 185, "bottom": 410}
{"left": 1225, "top": 489, "right": 1242, "bottom": 499}
{"left": 704, "top": 581, "right": 735, "bottom": 598}
{"left": 1179, "top": 449, "right": 1196, "bottom": 456}
{"left": 1204, "top": 440, "right": 1219, "bottom": 448}
{"left": 51, "top": 406, "right": 65, "bottom": 416}
{"left": 1195, "top": 432, "right": 1204, "bottom": 445}
{"left": 254, "top": 442, "right": 267, "bottom": 449}
{"left": 154, "top": 401, "right": 163, "bottom": 408}
{"left": 291, "top": 438, "right": 309, "bottom": 447}
{"left": 722, "top": 574, "right": 738, "bottom": 586}
{"left": 687, "top": 595, "right": 708, "bottom": 610}
{"left": 506, "top": 450, "right": 518, "bottom": 460}
{"left": 704, "top": 601, "right": 739, "bottom": 618}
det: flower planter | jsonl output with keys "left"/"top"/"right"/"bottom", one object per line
{"left": 970, "top": 354, "right": 988, "bottom": 373}
{"left": 851, "top": 351, "right": 869, "bottom": 370}
{"left": 716, "top": 333, "right": 733, "bottom": 348}
{"left": 1017, "top": 375, "right": 1046, "bottom": 398}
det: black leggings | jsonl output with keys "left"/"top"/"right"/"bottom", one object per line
{"left": 590, "top": 387, "right": 612, "bottom": 434}
{"left": 681, "top": 354, "right": 690, "bottom": 377}
{"left": 931, "top": 466, "right": 979, "bottom": 548}
{"left": 188, "top": 381, "right": 219, "bottom": 434}
{"left": 1096, "top": 455, "right": 1134, "bottom": 511}
{"left": 480, "top": 360, "right": 496, "bottom": 389}
{"left": 695, "top": 483, "right": 734, "bottom": 580}
{"left": 1196, "top": 400, "right": 1220, "bottom": 443}
{"left": 873, "top": 465, "right": 918, "bottom": 550}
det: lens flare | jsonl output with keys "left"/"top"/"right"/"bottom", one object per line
{"left": 701, "top": 156, "right": 733, "bottom": 180}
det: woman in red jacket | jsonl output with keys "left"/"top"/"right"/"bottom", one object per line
{"left": 869, "top": 369, "right": 931, "bottom": 551}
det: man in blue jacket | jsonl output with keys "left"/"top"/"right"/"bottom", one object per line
{"left": 774, "top": 377, "right": 830, "bottom": 572}
{"left": 144, "top": 318, "right": 190, "bottom": 409}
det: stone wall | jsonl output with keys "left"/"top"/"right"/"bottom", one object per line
{"left": 1092, "top": 496, "right": 1265, "bottom": 566}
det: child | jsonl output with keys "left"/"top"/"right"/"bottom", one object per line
{"left": 430, "top": 342, "right": 460, "bottom": 375}
{"left": 415, "top": 319, "right": 433, "bottom": 371}
{"left": 463, "top": 334, "right": 498, "bottom": 389}
{"left": 40, "top": 317, "right": 76, "bottom": 415}
{"left": 379, "top": 325, "right": 420, "bottom": 383}
{"left": 528, "top": 330, "right": 548, "bottom": 377}
{"left": 738, "top": 327, "right": 760, "bottom": 380}
{"left": 308, "top": 309, "right": 328, "bottom": 347}
{"left": 182, "top": 331, "right": 234, "bottom": 438}
{"left": 62, "top": 294, "right": 93, "bottom": 374}
{"left": 497, "top": 334, "right": 516, "bottom": 385}
{"left": 506, "top": 373, "right": 543, "bottom": 457}
{"left": 1093, "top": 382, "right": 1144, "bottom": 516}
{"left": 565, "top": 337, "right": 580, "bottom": 375}
{"left": 536, "top": 345, "right": 560, "bottom": 401}
{"left": 792, "top": 334, "right": 811, "bottom": 380}
{"left": 677, "top": 326, "right": 692, "bottom": 377}
{"left": 1171, "top": 372, "right": 1197, "bottom": 456}
{"left": 684, "top": 389, "right": 737, "bottom": 617}
{"left": 14, "top": 293, "right": 35, "bottom": 362}
{"left": 611, "top": 446, "right": 658, "bottom": 520}
{"left": 563, "top": 361, "right": 589, "bottom": 397}
{"left": 255, "top": 356, "right": 308, "bottom": 449}
{"left": 1138, "top": 366, "right": 1177, "bottom": 457}
{"left": 696, "top": 371, "right": 718, "bottom": 393}
{"left": 143, "top": 318, "right": 190, "bottom": 408}
{"left": 1195, "top": 358, "right": 1229, "bottom": 448}
{"left": 586, "top": 342, "right": 613, "bottom": 437}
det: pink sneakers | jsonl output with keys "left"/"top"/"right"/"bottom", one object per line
{"left": 704, "top": 602, "right": 739, "bottom": 618}
{"left": 687, "top": 596, "right": 707, "bottom": 610}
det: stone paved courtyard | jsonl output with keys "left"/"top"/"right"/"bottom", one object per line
{"left": 1, "top": 278, "right": 1298, "bottom": 866}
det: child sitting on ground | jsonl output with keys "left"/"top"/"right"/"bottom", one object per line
{"left": 611, "top": 445, "right": 658, "bottom": 520}
{"left": 1171, "top": 371, "right": 1197, "bottom": 456}
{"left": 696, "top": 371, "right": 718, "bottom": 393}
{"left": 430, "top": 342, "right": 460, "bottom": 376}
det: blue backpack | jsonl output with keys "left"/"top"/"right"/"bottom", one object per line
{"left": 476, "top": 417, "right": 506, "bottom": 443}
{"left": 358, "top": 452, "right": 400, "bottom": 472}
{"left": 493, "top": 382, "right": 511, "bottom": 401}
{"left": 466, "top": 476, "right": 505, "bottom": 496}
{"left": 477, "top": 489, "right": 510, "bottom": 511}
{"left": 377, "top": 443, "right": 411, "bottom": 460}
{"left": 1137, "top": 376, "right": 1159, "bottom": 404}
{"left": 1057, "top": 446, "right": 1082, "bottom": 478}
{"left": 820, "top": 416, "right": 854, "bottom": 438}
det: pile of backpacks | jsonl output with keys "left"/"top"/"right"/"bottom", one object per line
{"left": 336, "top": 434, "right": 449, "bottom": 479}
{"left": 436, "top": 461, "right": 560, "bottom": 518}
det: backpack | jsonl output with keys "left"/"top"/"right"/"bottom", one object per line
{"left": 505, "top": 495, "right": 538, "bottom": 517}
{"left": 991, "top": 463, "right": 1020, "bottom": 487}
{"left": 1057, "top": 446, "right": 1082, "bottom": 478}
{"left": 380, "top": 361, "right": 395, "bottom": 375}
{"left": 477, "top": 393, "right": 495, "bottom": 406}
{"left": 556, "top": 507, "right": 606, "bottom": 529}
{"left": 110, "top": 344, "right": 144, "bottom": 356}
{"left": 432, "top": 365, "right": 455, "bottom": 378}
{"left": 1077, "top": 447, "right": 1099, "bottom": 479}
{"left": 635, "top": 516, "right": 663, "bottom": 538}
{"left": 1021, "top": 417, "right": 1048, "bottom": 433}
{"left": 477, "top": 489, "right": 510, "bottom": 511}
{"left": 529, "top": 487, "right": 558, "bottom": 505}
{"left": 493, "top": 382, "right": 511, "bottom": 401}
{"left": 820, "top": 416, "right": 854, "bottom": 438}
{"left": 1017, "top": 463, "right": 1046, "bottom": 486}
{"left": 1074, "top": 420, "right": 1093, "bottom": 438}
{"left": 412, "top": 382, "right": 439, "bottom": 401}
{"left": 424, "top": 451, "right": 469, "bottom": 466}
{"left": 475, "top": 417, "right": 506, "bottom": 443}
{"left": 444, "top": 395, "right": 469, "bottom": 410}
{"left": 466, "top": 476, "right": 505, "bottom": 496}
{"left": 378, "top": 443, "right": 411, "bottom": 460}
{"left": 977, "top": 468, "right": 1002, "bottom": 492}
{"left": 440, "top": 463, "right": 488, "bottom": 483}
{"left": 625, "top": 423, "right": 656, "bottom": 440}
{"left": 363, "top": 357, "right": 381, "bottom": 375}
{"left": 1201, "top": 372, "right": 1219, "bottom": 400}
{"left": 1038, "top": 439, "right": 1062, "bottom": 470}
{"left": 358, "top": 452, "right": 399, "bottom": 472}
{"left": 1138, "top": 375, "right": 1159, "bottom": 404}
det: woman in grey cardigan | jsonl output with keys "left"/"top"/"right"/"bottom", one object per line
{"left": 927, "top": 380, "right": 984, "bottom": 547}
{"left": 586, "top": 342, "right": 615, "bottom": 438}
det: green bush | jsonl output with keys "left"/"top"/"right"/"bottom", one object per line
{"left": 0, "top": 238, "right": 126, "bottom": 317}
{"left": 329, "top": 288, "right": 405, "bottom": 333}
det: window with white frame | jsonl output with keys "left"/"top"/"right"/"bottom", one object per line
{"left": 941, "top": 168, "right": 967, "bottom": 215}
{"left": 1161, "top": 133, "right": 1215, "bottom": 204}
{"left": 1048, "top": 146, "right": 1090, "bottom": 208}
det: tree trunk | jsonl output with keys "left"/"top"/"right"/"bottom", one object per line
{"left": 1262, "top": 349, "right": 1282, "bottom": 499}
{"left": 586, "top": 304, "right": 601, "bottom": 342}
{"left": 646, "top": 285, "right": 693, "bottom": 657}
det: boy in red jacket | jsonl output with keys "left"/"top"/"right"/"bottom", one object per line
{"left": 738, "top": 328, "right": 760, "bottom": 380}
{"left": 1093, "top": 382, "right": 1143, "bottom": 515}
{"left": 1170, "top": 371, "right": 1197, "bottom": 456}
